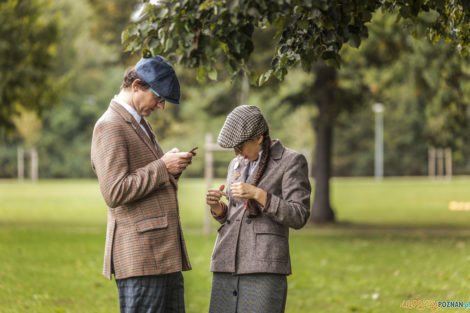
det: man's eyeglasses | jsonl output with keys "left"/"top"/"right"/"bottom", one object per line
{"left": 150, "top": 87, "right": 165, "bottom": 104}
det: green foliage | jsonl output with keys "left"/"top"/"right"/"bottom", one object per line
{"left": 124, "top": 0, "right": 470, "bottom": 86}
{"left": 0, "top": 0, "right": 61, "bottom": 130}
{"left": 87, "top": 0, "right": 140, "bottom": 63}
{"left": 123, "top": 0, "right": 380, "bottom": 84}
{"left": 323, "top": 10, "right": 470, "bottom": 177}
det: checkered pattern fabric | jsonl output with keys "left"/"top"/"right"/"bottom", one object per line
{"left": 116, "top": 272, "right": 185, "bottom": 313}
{"left": 217, "top": 105, "right": 268, "bottom": 148}
{"left": 209, "top": 272, "right": 287, "bottom": 313}
{"left": 91, "top": 100, "right": 191, "bottom": 280}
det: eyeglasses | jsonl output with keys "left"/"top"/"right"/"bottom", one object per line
{"left": 234, "top": 140, "right": 248, "bottom": 153}
{"left": 150, "top": 87, "right": 165, "bottom": 104}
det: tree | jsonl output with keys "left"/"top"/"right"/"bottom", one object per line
{"left": 86, "top": 0, "right": 140, "bottom": 63}
{"left": 0, "top": 0, "right": 61, "bottom": 130}
{"left": 124, "top": 0, "right": 470, "bottom": 223}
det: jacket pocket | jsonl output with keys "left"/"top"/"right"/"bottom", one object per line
{"left": 135, "top": 216, "right": 168, "bottom": 233}
{"left": 254, "top": 221, "right": 289, "bottom": 262}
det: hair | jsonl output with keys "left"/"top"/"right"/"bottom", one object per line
{"left": 120, "top": 67, "right": 150, "bottom": 90}
{"left": 247, "top": 129, "right": 271, "bottom": 217}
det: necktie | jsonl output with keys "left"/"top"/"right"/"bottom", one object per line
{"left": 140, "top": 119, "right": 157, "bottom": 146}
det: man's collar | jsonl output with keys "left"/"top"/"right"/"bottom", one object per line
{"left": 113, "top": 95, "right": 142, "bottom": 124}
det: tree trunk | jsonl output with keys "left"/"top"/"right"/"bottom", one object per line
{"left": 309, "top": 65, "right": 337, "bottom": 223}
{"left": 310, "top": 114, "right": 335, "bottom": 223}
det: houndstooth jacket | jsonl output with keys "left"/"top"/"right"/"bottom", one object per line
{"left": 91, "top": 100, "right": 191, "bottom": 280}
{"left": 210, "top": 140, "right": 311, "bottom": 275}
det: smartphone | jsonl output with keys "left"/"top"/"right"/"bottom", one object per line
{"left": 189, "top": 146, "right": 198, "bottom": 155}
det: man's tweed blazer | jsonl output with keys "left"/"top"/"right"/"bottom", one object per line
{"left": 91, "top": 100, "right": 191, "bottom": 280}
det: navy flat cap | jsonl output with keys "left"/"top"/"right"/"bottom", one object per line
{"left": 135, "top": 56, "right": 181, "bottom": 104}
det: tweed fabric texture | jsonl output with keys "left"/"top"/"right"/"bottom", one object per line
{"left": 217, "top": 105, "right": 268, "bottom": 148}
{"left": 91, "top": 100, "right": 191, "bottom": 280}
{"left": 210, "top": 140, "right": 311, "bottom": 275}
{"left": 116, "top": 272, "right": 185, "bottom": 313}
{"left": 209, "top": 272, "right": 287, "bottom": 313}
{"left": 135, "top": 56, "right": 181, "bottom": 104}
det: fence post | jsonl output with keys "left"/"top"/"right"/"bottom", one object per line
{"left": 428, "top": 146, "right": 435, "bottom": 179}
{"left": 18, "top": 146, "right": 24, "bottom": 182}
{"left": 30, "top": 147, "right": 38, "bottom": 183}
{"left": 445, "top": 148, "right": 452, "bottom": 181}
{"left": 437, "top": 148, "right": 444, "bottom": 178}
{"left": 204, "top": 133, "right": 214, "bottom": 235}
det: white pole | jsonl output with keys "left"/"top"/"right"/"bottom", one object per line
{"left": 17, "top": 146, "right": 24, "bottom": 182}
{"left": 445, "top": 148, "right": 452, "bottom": 181}
{"left": 373, "top": 103, "right": 384, "bottom": 181}
{"left": 428, "top": 146, "right": 436, "bottom": 179}
{"left": 204, "top": 133, "right": 214, "bottom": 235}
{"left": 30, "top": 147, "right": 38, "bottom": 183}
{"left": 437, "top": 148, "right": 444, "bottom": 178}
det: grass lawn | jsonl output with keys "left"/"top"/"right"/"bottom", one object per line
{"left": 1, "top": 177, "right": 470, "bottom": 313}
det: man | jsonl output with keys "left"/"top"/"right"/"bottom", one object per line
{"left": 91, "top": 56, "right": 193, "bottom": 313}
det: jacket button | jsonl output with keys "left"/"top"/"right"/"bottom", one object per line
{"left": 246, "top": 219, "right": 251, "bottom": 224}
{"left": 233, "top": 290, "right": 238, "bottom": 296}
{"left": 226, "top": 220, "right": 230, "bottom": 224}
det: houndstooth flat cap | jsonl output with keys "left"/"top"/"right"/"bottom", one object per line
{"left": 217, "top": 105, "right": 268, "bottom": 148}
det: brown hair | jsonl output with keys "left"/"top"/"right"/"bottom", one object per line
{"left": 247, "top": 130, "right": 271, "bottom": 217}
{"left": 121, "top": 67, "right": 150, "bottom": 90}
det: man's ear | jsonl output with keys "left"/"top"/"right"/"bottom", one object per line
{"left": 257, "top": 136, "right": 263, "bottom": 145}
{"left": 131, "top": 79, "right": 142, "bottom": 92}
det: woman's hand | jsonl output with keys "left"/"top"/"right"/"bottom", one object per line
{"left": 206, "top": 184, "right": 227, "bottom": 214}
{"left": 230, "top": 182, "right": 267, "bottom": 206}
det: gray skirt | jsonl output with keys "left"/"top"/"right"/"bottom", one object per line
{"left": 209, "top": 272, "right": 287, "bottom": 313}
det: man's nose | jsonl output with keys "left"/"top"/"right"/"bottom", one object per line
{"left": 157, "top": 101, "right": 165, "bottom": 110}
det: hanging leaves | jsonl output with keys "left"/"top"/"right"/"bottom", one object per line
{"left": 123, "top": 0, "right": 470, "bottom": 86}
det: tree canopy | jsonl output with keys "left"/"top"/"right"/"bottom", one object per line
{"left": 0, "top": 0, "right": 60, "bottom": 130}
{"left": 124, "top": 0, "right": 470, "bottom": 85}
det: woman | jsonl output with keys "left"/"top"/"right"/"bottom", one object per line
{"left": 206, "top": 105, "right": 311, "bottom": 313}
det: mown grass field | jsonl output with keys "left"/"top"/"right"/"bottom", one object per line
{"left": 1, "top": 177, "right": 470, "bottom": 313}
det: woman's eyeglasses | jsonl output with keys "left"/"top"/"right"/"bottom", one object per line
{"left": 234, "top": 140, "right": 249, "bottom": 153}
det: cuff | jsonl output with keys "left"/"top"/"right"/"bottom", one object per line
{"left": 153, "top": 159, "right": 170, "bottom": 186}
{"left": 260, "top": 192, "right": 272, "bottom": 212}
{"left": 211, "top": 202, "right": 227, "bottom": 218}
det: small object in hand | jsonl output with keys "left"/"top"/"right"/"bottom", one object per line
{"left": 189, "top": 146, "right": 198, "bottom": 155}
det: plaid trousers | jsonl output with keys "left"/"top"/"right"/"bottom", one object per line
{"left": 115, "top": 272, "right": 185, "bottom": 313}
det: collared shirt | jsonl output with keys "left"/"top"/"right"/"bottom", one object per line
{"left": 113, "top": 95, "right": 152, "bottom": 140}
{"left": 248, "top": 150, "right": 263, "bottom": 176}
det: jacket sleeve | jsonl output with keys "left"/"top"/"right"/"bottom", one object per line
{"left": 211, "top": 158, "right": 236, "bottom": 224}
{"left": 91, "top": 120, "right": 169, "bottom": 208}
{"left": 262, "top": 153, "right": 311, "bottom": 229}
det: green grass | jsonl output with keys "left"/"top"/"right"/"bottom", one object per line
{"left": 1, "top": 177, "right": 470, "bottom": 312}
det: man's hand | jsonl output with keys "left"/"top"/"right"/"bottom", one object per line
{"left": 161, "top": 148, "right": 193, "bottom": 174}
